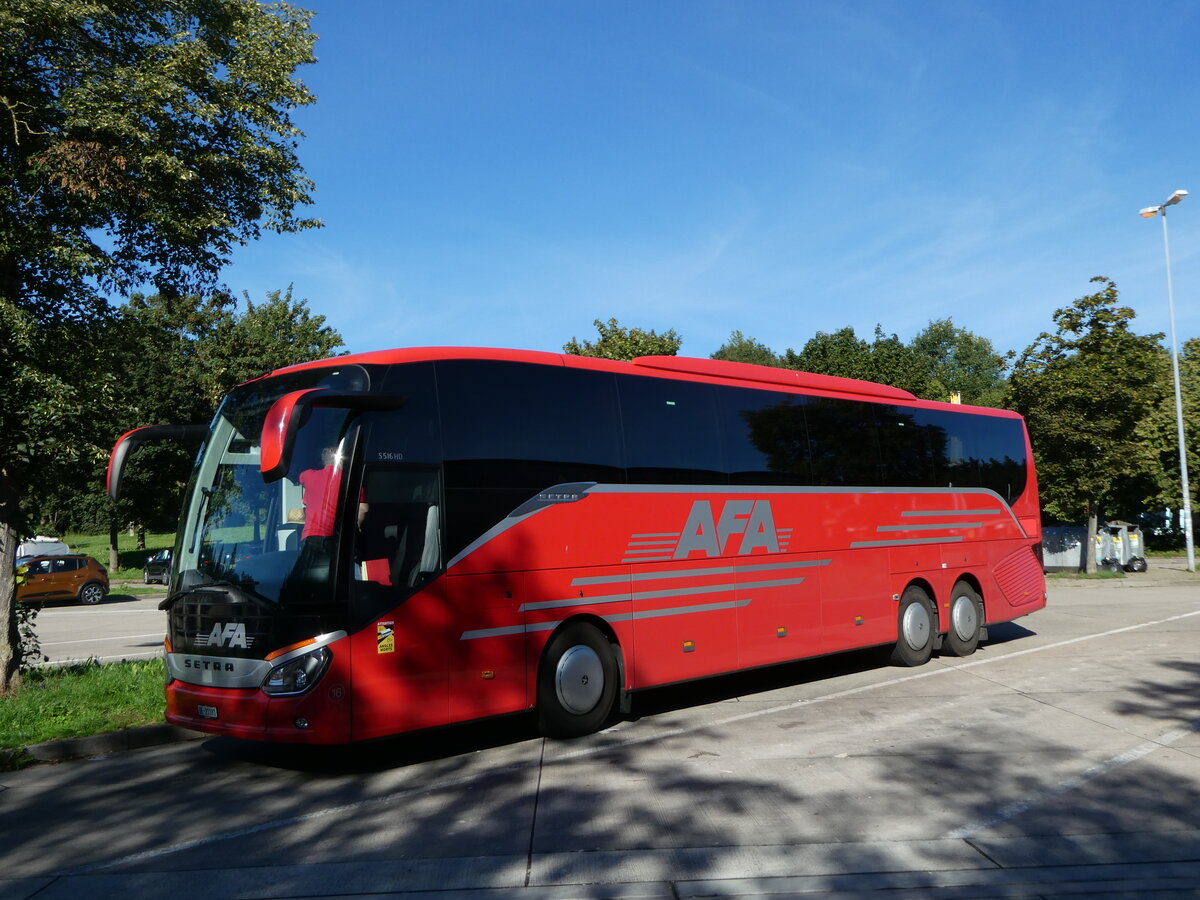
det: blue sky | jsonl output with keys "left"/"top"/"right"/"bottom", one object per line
{"left": 223, "top": 0, "right": 1200, "bottom": 361}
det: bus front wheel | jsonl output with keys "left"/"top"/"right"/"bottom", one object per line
{"left": 537, "top": 622, "right": 618, "bottom": 738}
{"left": 890, "top": 586, "right": 934, "bottom": 667}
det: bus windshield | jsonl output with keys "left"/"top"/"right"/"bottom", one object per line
{"left": 174, "top": 366, "right": 370, "bottom": 606}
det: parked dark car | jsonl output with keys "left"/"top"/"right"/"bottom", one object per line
{"left": 16, "top": 555, "right": 109, "bottom": 605}
{"left": 143, "top": 548, "right": 172, "bottom": 585}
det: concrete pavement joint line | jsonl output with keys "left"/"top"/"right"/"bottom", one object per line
{"left": 76, "top": 604, "right": 1200, "bottom": 876}
{"left": 942, "top": 718, "right": 1200, "bottom": 840}
{"left": 525, "top": 738, "right": 547, "bottom": 888}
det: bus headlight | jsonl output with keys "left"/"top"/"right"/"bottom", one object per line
{"left": 262, "top": 647, "right": 331, "bottom": 696}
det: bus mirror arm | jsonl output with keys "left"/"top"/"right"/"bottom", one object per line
{"left": 108, "top": 424, "right": 208, "bottom": 500}
{"left": 260, "top": 390, "right": 406, "bottom": 482}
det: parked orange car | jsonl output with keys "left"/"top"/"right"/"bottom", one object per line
{"left": 16, "top": 554, "right": 109, "bottom": 605}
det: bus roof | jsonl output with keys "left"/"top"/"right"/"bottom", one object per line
{"left": 262, "top": 346, "right": 1017, "bottom": 416}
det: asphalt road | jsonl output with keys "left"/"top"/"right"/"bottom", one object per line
{"left": 33, "top": 586, "right": 166, "bottom": 665}
{"left": 3, "top": 570, "right": 1199, "bottom": 899}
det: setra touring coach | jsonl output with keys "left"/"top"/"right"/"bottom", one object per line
{"left": 108, "top": 347, "right": 1046, "bottom": 743}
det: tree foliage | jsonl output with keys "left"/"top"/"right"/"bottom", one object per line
{"left": 0, "top": 0, "right": 319, "bottom": 689}
{"left": 782, "top": 326, "right": 935, "bottom": 398}
{"left": 710, "top": 331, "right": 781, "bottom": 367}
{"left": 1136, "top": 336, "right": 1200, "bottom": 529}
{"left": 23, "top": 289, "right": 344, "bottom": 539}
{"left": 909, "top": 319, "right": 1007, "bottom": 407}
{"left": 563, "top": 318, "right": 682, "bottom": 361}
{"left": 1005, "top": 277, "right": 1169, "bottom": 569}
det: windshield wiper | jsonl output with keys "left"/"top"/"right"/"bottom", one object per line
{"left": 158, "top": 578, "right": 273, "bottom": 611}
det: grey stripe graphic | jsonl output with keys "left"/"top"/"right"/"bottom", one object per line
{"left": 572, "top": 559, "right": 831, "bottom": 587}
{"left": 460, "top": 598, "right": 754, "bottom": 641}
{"left": 520, "top": 577, "right": 808, "bottom": 612}
{"left": 877, "top": 522, "right": 982, "bottom": 532}
{"left": 900, "top": 509, "right": 999, "bottom": 517}
{"left": 607, "top": 598, "right": 752, "bottom": 623}
{"left": 851, "top": 536, "right": 965, "bottom": 548}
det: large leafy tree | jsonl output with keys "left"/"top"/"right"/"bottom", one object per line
{"left": 710, "top": 330, "right": 781, "bottom": 367}
{"left": 909, "top": 318, "right": 1007, "bottom": 407}
{"left": 1006, "top": 277, "right": 1169, "bottom": 571}
{"left": 1136, "top": 335, "right": 1200, "bottom": 535}
{"left": 23, "top": 289, "right": 344, "bottom": 567}
{"left": 0, "top": 0, "right": 319, "bottom": 689}
{"left": 782, "top": 326, "right": 934, "bottom": 397}
{"left": 564, "top": 318, "right": 682, "bottom": 361}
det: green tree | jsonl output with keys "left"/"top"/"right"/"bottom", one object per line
{"left": 782, "top": 327, "right": 872, "bottom": 380}
{"left": 1005, "top": 277, "right": 1169, "bottom": 571}
{"left": 1137, "top": 336, "right": 1200, "bottom": 537}
{"left": 711, "top": 331, "right": 781, "bottom": 367}
{"left": 564, "top": 318, "right": 682, "bottom": 361}
{"left": 0, "top": 0, "right": 319, "bottom": 689}
{"left": 782, "top": 326, "right": 932, "bottom": 397}
{"left": 22, "top": 289, "right": 343, "bottom": 568}
{"left": 909, "top": 319, "right": 1008, "bottom": 407}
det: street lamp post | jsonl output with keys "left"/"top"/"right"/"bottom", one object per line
{"left": 1140, "top": 189, "right": 1195, "bottom": 572}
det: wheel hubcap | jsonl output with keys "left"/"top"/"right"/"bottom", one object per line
{"left": 951, "top": 594, "right": 979, "bottom": 642}
{"left": 901, "top": 602, "right": 930, "bottom": 649}
{"left": 555, "top": 645, "right": 604, "bottom": 714}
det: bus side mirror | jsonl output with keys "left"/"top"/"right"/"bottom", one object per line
{"left": 108, "top": 424, "right": 208, "bottom": 500}
{"left": 260, "top": 390, "right": 407, "bottom": 483}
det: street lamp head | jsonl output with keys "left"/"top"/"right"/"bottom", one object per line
{"left": 1140, "top": 206, "right": 1161, "bottom": 218}
{"left": 1165, "top": 189, "right": 1188, "bottom": 206}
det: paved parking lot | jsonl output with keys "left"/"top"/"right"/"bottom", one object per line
{"left": 3, "top": 568, "right": 1199, "bottom": 898}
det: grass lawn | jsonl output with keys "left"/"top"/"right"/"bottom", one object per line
{"left": 0, "top": 659, "right": 167, "bottom": 767}
{"left": 59, "top": 531, "right": 175, "bottom": 581}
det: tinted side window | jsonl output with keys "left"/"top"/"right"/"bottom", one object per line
{"left": 619, "top": 375, "right": 725, "bottom": 484}
{"left": 917, "top": 409, "right": 1028, "bottom": 500}
{"left": 969, "top": 414, "right": 1028, "bottom": 501}
{"left": 806, "top": 397, "right": 881, "bottom": 487}
{"left": 437, "top": 361, "right": 624, "bottom": 557}
{"left": 876, "top": 405, "right": 934, "bottom": 487}
{"left": 373, "top": 362, "right": 442, "bottom": 465}
{"left": 718, "top": 386, "right": 811, "bottom": 485}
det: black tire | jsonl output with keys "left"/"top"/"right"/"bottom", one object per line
{"left": 79, "top": 582, "right": 106, "bottom": 605}
{"left": 537, "top": 622, "right": 618, "bottom": 738}
{"left": 943, "top": 582, "right": 983, "bottom": 657}
{"left": 890, "top": 585, "right": 935, "bottom": 667}
{"left": 143, "top": 569, "right": 152, "bottom": 584}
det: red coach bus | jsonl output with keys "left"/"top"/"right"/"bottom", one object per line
{"left": 108, "top": 348, "right": 1046, "bottom": 743}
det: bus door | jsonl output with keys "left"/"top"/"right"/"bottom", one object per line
{"left": 349, "top": 464, "right": 449, "bottom": 739}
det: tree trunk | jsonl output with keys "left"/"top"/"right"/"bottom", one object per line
{"left": 1085, "top": 499, "right": 1099, "bottom": 574}
{"left": 1, "top": 468, "right": 23, "bottom": 692}
{"left": 109, "top": 520, "right": 120, "bottom": 574}
{"left": 136, "top": 523, "right": 145, "bottom": 550}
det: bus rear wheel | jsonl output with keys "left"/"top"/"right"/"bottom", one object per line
{"left": 890, "top": 586, "right": 934, "bottom": 667}
{"left": 943, "top": 583, "right": 983, "bottom": 657}
{"left": 537, "top": 622, "right": 618, "bottom": 738}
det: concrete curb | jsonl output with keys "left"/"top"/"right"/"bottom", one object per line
{"left": 23, "top": 723, "right": 205, "bottom": 763}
